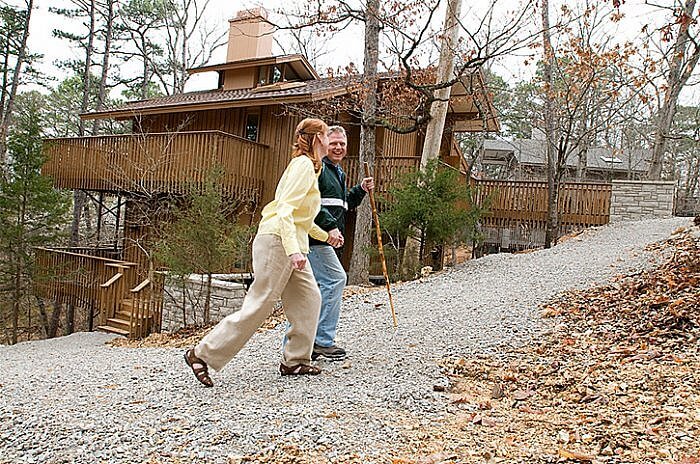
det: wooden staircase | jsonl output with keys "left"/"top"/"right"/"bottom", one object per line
{"left": 97, "top": 300, "right": 146, "bottom": 336}
{"left": 96, "top": 275, "right": 164, "bottom": 339}
{"left": 32, "top": 248, "right": 163, "bottom": 340}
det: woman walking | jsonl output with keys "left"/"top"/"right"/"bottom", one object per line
{"left": 184, "top": 118, "right": 340, "bottom": 387}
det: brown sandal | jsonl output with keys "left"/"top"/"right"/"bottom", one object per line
{"left": 279, "top": 363, "right": 322, "bottom": 376}
{"left": 184, "top": 348, "right": 214, "bottom": 387}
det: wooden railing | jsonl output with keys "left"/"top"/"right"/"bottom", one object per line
{"left": 99, "top": 264, "right": 128, "bottom": 326}
{"left": 33, "top": 248, "right": 140, "bottom": 326}
{"left": 471, "top": 179, "right": 612, "bottom": 229}
{"left": 34, "top": 248, "right": 166, "bottom": 338}
{"left": 343, "top": 156, "right": 420, "bottom": 194}
{"left": 42, "top": 131, "right": 270, "bottom": 199}
{"left": 34, "top": 248, "right": 138, "bottom": 308}
{"left": 126, "top": 273, "right": 165, "bottom": 339}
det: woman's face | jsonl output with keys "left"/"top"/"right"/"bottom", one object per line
{"left": 314, "top": 130, "right": 330, "bottom": 155}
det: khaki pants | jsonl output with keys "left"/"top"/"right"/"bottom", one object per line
{"left": 195, "top": 234, "right": 321, "bottom": 371}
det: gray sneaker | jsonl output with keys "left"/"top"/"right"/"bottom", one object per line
{"left": 311, "top": 344, "right": 347, "bottom": 361}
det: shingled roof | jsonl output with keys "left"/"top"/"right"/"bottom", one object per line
{"left": 81, "top": 76, "right": 357, "bottom": 120}
{"left": 482, "top": 139, "right": 650, "bottom": 174}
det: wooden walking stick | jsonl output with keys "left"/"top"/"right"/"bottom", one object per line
{"left": 363, "top": 162, "right": 398, "bottom": 328}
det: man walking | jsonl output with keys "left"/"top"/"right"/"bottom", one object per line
{"left": 309, "top": 125, "right": 373, "bottom": 361}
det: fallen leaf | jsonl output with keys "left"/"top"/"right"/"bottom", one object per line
{"left": 491, "top": 383, "right": 505, "bottom": 399}
{"left": 649, "top": 416, "right": 669, "bottom": 425}
{"left": 481, "top": 417, "right": 497, "bottom": 427}
{"left": 557, "top": 447, "right": 594, "bottom": 461}
{"left": 518, "top": 405, "right": 544, "bottom": 414}
{"left": 450, "top": 394, "right": 472, "bottom": 404}
{"left": 512, "top": 389, "right": 535, "bottom": 401}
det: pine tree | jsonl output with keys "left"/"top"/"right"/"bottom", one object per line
{"left": 0, "top": 94, "right": 70, "bottom": 344}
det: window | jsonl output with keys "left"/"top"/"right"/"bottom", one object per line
{"left": 257, "top": 66, "right": 268, "bottom": 87}
{"left": 271, "top": 65, "right": 282, "bottom": 83}
{"left": 245, "top": 113, "right": 260, "bottom": 142}
{"left": 257, "top": 65, "right": 284, "bottom": 87}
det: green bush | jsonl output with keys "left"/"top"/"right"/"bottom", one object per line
{"left": 379, "top": 159, "right": 486, "bottom": 277}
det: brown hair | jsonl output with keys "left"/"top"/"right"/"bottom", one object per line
{"left": 291, "top": 118, "right": 327, "bottom": 171}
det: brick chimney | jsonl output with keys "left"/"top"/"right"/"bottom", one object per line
{"left": 227, "top": 7, "right": 273, "bottom": 62}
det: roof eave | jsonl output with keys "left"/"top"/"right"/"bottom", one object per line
{"left": 187, "top": 54, "right": 320, "bottom": 80}
{"left": 80, "top": 86, "right": 353, "bottom": 121}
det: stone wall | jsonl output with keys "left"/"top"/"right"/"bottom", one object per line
{"left": 610, "top": 180, "right": 676, "bottom": 222}
{"left": 161, "top": 274, "right": 248, "bottom": 332}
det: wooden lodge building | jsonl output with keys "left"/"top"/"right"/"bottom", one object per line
{"left": 36, "top": 8, "right": 499, "bottom": 338}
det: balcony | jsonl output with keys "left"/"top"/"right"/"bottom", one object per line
{"left": 42, "top": 131, "right": 271, "bottom": 200}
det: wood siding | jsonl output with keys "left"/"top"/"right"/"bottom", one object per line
{"left": 379, "top": 127, "right": 419, "bottom": 158}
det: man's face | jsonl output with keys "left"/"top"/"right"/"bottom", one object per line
{"left": 327, "top": 132, "right": 347, "bottom": 165}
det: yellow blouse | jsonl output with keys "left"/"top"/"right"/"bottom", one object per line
{"left": 257, "top": 155, "right": 329, "bottom": 255}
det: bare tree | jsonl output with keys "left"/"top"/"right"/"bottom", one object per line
{"left": 269, "top": 0, "right": 539, "bottom": 281}
{"left": 536, "top": 1, "right": 648, "bottom": 247}
{"left": 154, "top": 0, "right": 227, "bottom": 95}
{"left": 92, "top": 0, "right": 118, "bottom": 134}
{"left": 647, "top": 0, "right": 700, "bottom": 179}
{"left": 540, "top": 0, "right": 558, "bottom": 248}
{"left": 347, "top": 0, "right": 381, "bottom": 285}
{"left": 116, "top": 0, "right": 168, "bottom": 99}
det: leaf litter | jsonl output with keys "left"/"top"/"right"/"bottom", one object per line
{"left": 391, "top": 225, "right": 699, "bottom": 463}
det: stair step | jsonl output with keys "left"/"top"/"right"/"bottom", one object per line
{"left": 96, "top": 325, "right": 129, "bottom": 336}
{"left": 115, "top": 312, "right": 151, "bottom": 321}
{"left": 106, "top": 317, "right": 132, "bottom": 330}
{"left": 115, "top": 311, "right": 133, "bottom": 320}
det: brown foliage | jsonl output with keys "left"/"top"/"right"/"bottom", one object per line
{"left": 394, "top": 225, "right": 699, "bottom": 463}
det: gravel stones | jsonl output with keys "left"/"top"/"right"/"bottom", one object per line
{"left": 0, "top": 217, "right": 690, "bottom": 463}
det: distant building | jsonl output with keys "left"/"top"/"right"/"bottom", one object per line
{"left": 478, "top": 136, "right": 650, "bottom": 182}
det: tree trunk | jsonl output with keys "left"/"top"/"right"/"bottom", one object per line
{"left": 78, "top": 0, "right": 96, "bottom": 137}
{"left": 204, "top": 272, "right": 212, "bottom": 324}
{"left": 0, "top": 0, "right": 34, "bottom": 164}
{"left": 92, "top": 0, "right": 115, "bottom": 134}
{"left": 70, "top": 190, "right": 87, "bottom": 246}
{"left": 348, "top": 0, "right": 380, "bottom": 285}
{"left": 419, "top": 0, "right": 463, "bottom": 169}
{"left": 648, "top": 0, "right": 700, "bottom": 180}
{"left": 64, "top": 303, "right": 75, "bottom": 336}
{"left": 540, "top": 0, "right": 558, "bottom": 249}
{"left": 48, "top": 301, "right": 62, "bottom": 338}
{"left": 70, "top": 0, "right": 96, "bottom": 244}
{"left": 11, "top": 271, "right": 20, "bottom": 344}
{"left": 36, "top": 296, "right": 50, "bottom": 338}
{"left": 141, "top": 34, "right": 149, "bottom": 100}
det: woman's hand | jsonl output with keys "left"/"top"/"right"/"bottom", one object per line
{"left": 289, "top": 253, "right": 307, "bottom": 270}
{"left": 361, "top": 177, "right": 374, "bottom": 192}
{"left": 327, "top": 228, "right": 344, "bottom": 248}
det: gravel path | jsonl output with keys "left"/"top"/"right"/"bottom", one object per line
{"left": 0, "top": 217, "right": 690, "bottom": 464}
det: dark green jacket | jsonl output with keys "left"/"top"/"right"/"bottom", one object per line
{"left": 309, "top": 156, "right": 366, "bottom": 247}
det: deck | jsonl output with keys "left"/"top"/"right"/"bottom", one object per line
{"left": 42, "top": 131, "right": 271, "bottom": 200}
